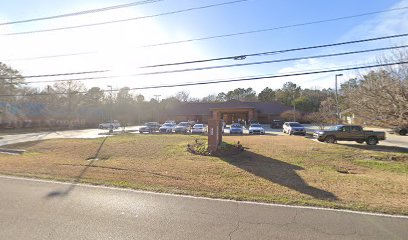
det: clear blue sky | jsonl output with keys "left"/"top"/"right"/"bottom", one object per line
{"left": 0, "top": 0, "right": 407, "bottom": 99}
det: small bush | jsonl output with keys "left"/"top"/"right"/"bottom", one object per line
{"left": 187, "top": 140, "right": 244, "bottom": 156}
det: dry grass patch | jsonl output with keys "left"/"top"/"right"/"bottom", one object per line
{"left": 0, "top": 134, "right": 407, "bottom": 215}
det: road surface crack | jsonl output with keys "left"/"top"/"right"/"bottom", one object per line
{"left": 228, "top": 203, "right": 240, "bottom": 240}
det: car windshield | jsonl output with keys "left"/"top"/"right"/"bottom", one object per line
{"left": 251, "top": 124, "right": 261, "bottom": 128}
{"left": 328, "top": 125, "right": 342, "bottom": 131}
{"left": 193, "top": 124, "right": 203, "bottom": 128}
{"left": 178, "top": 122, "right": 189, "bottom": 126}
{"left": 162, "top": 124, "right": 173, "bottom": 127}
{"left": 231, "top": 124, "right": 241, "bottom": 128}
{"left": 289, "top": 123, "right": 302, "bottom": 127}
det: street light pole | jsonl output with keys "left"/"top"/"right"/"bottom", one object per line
{"left": 335, "top": 74, "right": 343, "bottom": 124}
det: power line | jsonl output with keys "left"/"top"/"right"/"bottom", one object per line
{"left": 141, "top": 33, "right": 408, "bottom": 68}
{"left": 3, "top": 32, "right": 408, "bottom": 65}
{"left": 20, "top": 62, "right": 359, "bottom": 85}
{"left": 0, "top": 0, "right": 164, "bottom": 26}
{"left": 9, "top": 44, "right": 407, "bottom": 85}
{"left": 2, "top": 0, "right": 249, "bottom": 36}
{"left": 2, "top": 51, "right": 95, "bottom": 62}
{"left": 2, "top": 61, "right": 407, "bottom": 97}
{"left": 140, "top": 6, "right": 408, "bottom": 48}
{"left": 0, "top": 70, "right": 108, "bottom": 80}
{"left": 133, "top": 45, "right": 408, "bottom": 75}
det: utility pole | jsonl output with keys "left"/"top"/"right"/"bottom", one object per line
{"left": 154, "top": 95, "right": 161, "bottom": 102}
{"left": 292, "top": 91, "right": 296, "bottom": 122}
{"left": 107, "top": 85, "right": 113, "bottom": 124}
{"left": 335, "top": 74, "right": 343, "bottom": 124}
{"left": 154, "top": 95, "right": 161, "bottom": 122}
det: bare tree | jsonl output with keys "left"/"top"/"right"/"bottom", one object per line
{"left": 344, "top": 49, "right": 408, "bottom": 128}
{"left": 306, "top": 98, "right": 337, "bottom": 130}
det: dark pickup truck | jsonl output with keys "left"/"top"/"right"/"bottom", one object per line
{"left": 313, "top": 125, "right": 386, "bottom": 145}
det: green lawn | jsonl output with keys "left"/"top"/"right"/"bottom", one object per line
{"left": 0, "top": 134, "right": 407, "bottom": 215}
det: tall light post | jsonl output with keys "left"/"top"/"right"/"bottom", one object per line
{"left": 107, "top": 85, "right": 113, "bottom": 124}
{"left": 335, "top": 74, "right": 343, "bottom": 124}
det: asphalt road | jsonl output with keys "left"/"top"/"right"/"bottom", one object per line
{"left": 0, "top": 175, "right": 407, "bottom": 240}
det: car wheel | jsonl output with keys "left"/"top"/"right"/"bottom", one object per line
{"left": 289, "top": 131, "right": 293, "bottom": 135}
{"left": 324, "top": 136, "right": 336, "bottom": 144}
{"left": 366, "top": 136, "right": 378, "bottom": 145}
{"left": 399, "top": 129, "right": 407, "bottom": 136}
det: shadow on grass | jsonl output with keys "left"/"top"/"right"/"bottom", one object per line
{"left": 220, "top": 150, "right": 337, "bottom": 201}
{"left": 45, "top": 137, "right": 108, "bottom": 199}
{"left": 340, "top": 144, "right": 408, "bottom": 153}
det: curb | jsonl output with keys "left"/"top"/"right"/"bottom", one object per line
{"left": 0, "top": 148, "right": 26, "bottom": 154}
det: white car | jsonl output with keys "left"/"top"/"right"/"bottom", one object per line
{"left": 191, "top": 124, "right": 207, "bottom": 134}
{"left": 99, "top": 120, "right": 121, "bottom": 129}
{"left": 159, "top": 123, "right": 176, "bottom": 133}
{"left": 249, "top": 124, "right": 265, "bottom": 135}
{"left": 283, "top": 122, "right": 306, "bottom": 136}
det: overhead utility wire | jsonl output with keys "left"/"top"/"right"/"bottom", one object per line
{"left": 9, "top": 44, "right": 407, "bottom": 84}
{"left": 2, "top": 51, "right": 95, "bottom": 62}
{"left": 20, "top": 62, "right": 361, "bottom": 85}
{"left": 141, "top": 33, "right": 408, "bottom": 68}
{"left": 2, "top": 61, "right": 407, "bottom": 97}
{"left": 3, "top": 32, "right": 407, "bottom": 64}
{"left": 140, "top": 6, "right": 408, "bottom": 48}
{"left": 0, "top": 70, "right": 108, "bottom": 80}
{"left": 0, "top": 0, "right": 164, "bottom": 26}
{"left": 134, "top": 45, "right": 408, "bottom": 75}
{"left": 2, "top": 0, "right": 249, "bottom": 35}
{"left": 20, "top": 64, "right": 356, "bottom": 85}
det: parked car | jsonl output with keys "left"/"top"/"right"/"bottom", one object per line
{"left": 99, "top": 120, "right": 121, "bottom": 129}
{"left": 191, "top": 124, "right": 207, "bottom": 134}
{"left": 393, "top": 127, "right": 407, "bottom": 136}
{"left": 159, "top": 123, "right": 176, "bottom": 133}
{"left": 249, "top": 123, "right": 265, "bottom": 135}
{"left": 270, "top": 120, "right": 283, "bottom": 129}
{"left": 283, "top": 122, "right": 305, "bottom": 135}
{"left": 164, "top": 120, "right": 176, "bottom": 125}
{"left": 174, "top": 122, "right": 191, "bottom": 133}
{"left": 230, "top": 123, "right": 244, "bottom": 134}
{"left": 139, "top": 122, "right": 161, "bottom": 133}
{"left": 314, "top": 125, "right": 386, "bottom": 145}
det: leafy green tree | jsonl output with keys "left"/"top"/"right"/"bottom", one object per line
{"left": 275, "top": 82, "right": 301, "bottom": 106}
{"left": 258, "top": 87, "right": 275, "bottom": 102}
{"left": 0, "top": 62, "right": 25, "bottom": 102}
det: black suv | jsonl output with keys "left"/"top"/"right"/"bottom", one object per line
{"left": 270, "top": 120, "right": 283, "bottom": 129}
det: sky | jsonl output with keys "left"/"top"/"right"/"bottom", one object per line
{"left": 1, "top": 0, "right": 407, "bottom": 100}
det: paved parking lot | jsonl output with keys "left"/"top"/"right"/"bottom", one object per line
{"left": 0, "top": 125, "right": 406, "bottom": 149}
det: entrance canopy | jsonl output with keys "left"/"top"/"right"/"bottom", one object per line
{"left": 210, "top": 107, "right": 257, "bottom": 124}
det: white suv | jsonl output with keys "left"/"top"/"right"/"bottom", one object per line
{"left": 99, "top": 120, "right": 121, "bottom": 129}
{"left": 283, "top": 122, "right": 306, "bottom": 135}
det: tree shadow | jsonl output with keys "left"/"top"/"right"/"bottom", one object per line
{"left": 219, "top": 150, "right": 337, "bottom": 201}
{"left": 45, "top": 137, "right": 108, "bottom": 199}
{"left": 340, "top": 144, "right": 408, "bottom": 154}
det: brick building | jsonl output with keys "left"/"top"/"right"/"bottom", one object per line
{"left": 165, "top": 101, "right": 292, "bottom": 124}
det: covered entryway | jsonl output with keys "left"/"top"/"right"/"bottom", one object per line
{"left": 210, "top": 107, "right": 257, "bottom": 124}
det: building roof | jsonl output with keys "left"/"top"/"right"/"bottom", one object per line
{"left": 166, "top": 101, "right": 292, "bottom": 116}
